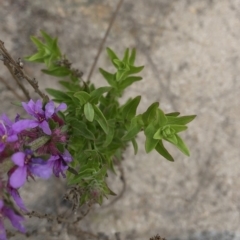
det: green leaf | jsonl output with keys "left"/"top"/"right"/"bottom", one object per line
{"left": 99, "top": 68, "right": 116, "bottom": 87}
{"left": 84, "top": 102, "right": 94, "bottom": 122}
{"left": 122, "top": 96, "right": 141, "bottom": 119}
{"left": 131, "top": 138, "right": 138, "bottom": 155}
{"left": 51, "top": 38, "right": 61, "bottom": 56}
{"left": 153, "top": 129, "right": 163, "bottom": 140}
{"left": 30, "top": 36, "right": 46, "bottom": 49}
{"left": 42, "top": 67, "right": 71, "bottom": 77}
{"left": 129, "top": 48, "right": 136, "bottom": 65}
{"left": 157, "top": 108, "right": 167, "bottom": 126}
{"left": 122, "top": 124, "right": 141, "bottom": 141}
{"left": 41, "top": 30, "right": 54, "bottom": 46}
{"left": 142, "top": 102, "right": 159, "bottom": 125}
{"left": 74, "top": 91, "right": 91, "bottom": 105}
{"left": 103, "top": 121, "right": 115, "bottom": 147}
{"left": 144, "top": 123, "right": 159, "bottom": 153}
{"left": 106, "top": 47, "right": 119, "bottom": 68}
{"left": 119, "top": 76, "right": 142, "bottom": 90}
{"left": 166, "top": 115, "right": 196, "bottom": 125}
{"left": 25, "top": 51, "right": 46, "bottom": 62}
{"left": 59, "top": 81, "right": 80, "bottom": 91}
{"left": 70, "top": 120, "right": 95, "bottom": 140}
{"left": 165, "top": 112, "right": 180, "bottom": 117}
{"left": 164, "top": 134, "right": 178, "bottom": 145}
{"left": 174, "top": 134, "right": 190, "bottom": 156}
{"left": 93, "top": 105, "right": 109, "bottom": 134}
{"left": 155, "top": 140, "right": 174, "bottom": 161}
{"left": 128, "top": 65, "right": 144, "bottom": 75}
{"left": 170, "top": 124, "right": 188, "bottom": 133}
{"left": 90, "top": 86, "right": 111, "bottom": 104}
{"left": 122, "top": 48, "right": 129, "bottom": 63}
{"left": 45, "top": 88, "right": 70, "bottom": 101}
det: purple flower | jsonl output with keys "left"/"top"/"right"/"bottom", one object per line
{"left": 48, "top": 150, "right": 72, "bottom": 178}
{"left": 0, "top": 114, "right": 18, "bottom": 153}
{"left": 7, "top": 186, "right": 27, "bottom": 212}
{"left": 0, "top": 199, "right": 25, "bottom": 240}
{"left": 9, "top": 149, "right": 52, "bottom": 189}
{"left": 12, "top": 100, "right": 67, "bottom": 135}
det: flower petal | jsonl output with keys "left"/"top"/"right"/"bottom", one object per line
{"left": 9, "top": 166, "right": 27, "bottom": 188}
{"left": 62, "top": 150, "right": 72, "bottom": 163}
{"left": 11, "top": 152, "right": 25, "bottom": 166}
{"left": 12, "top": 119, "right": 39, "bottom": 133}
{"left": 30, "top": 163, "right": 52, "bottom": 179}
{"left": 39, "top": 121, "right": 51, "bottom": 135}
{"left": 0, "top": 220, "right": 7, "bottom": 240}
{"left": 8, "top": 187, "right": 27, "bottom": 212}
{"left": 22, "top": 100, "right": 35, "bottom": 116}
{"left": 2, "top": 207, "right": 26, "bottom": 233}
{"left": 7, "top": 134, "right": 18, "bottom": 142}
{"left": 45, "top": 101, "right": 55, "bottom": 119}
{"left": 55, "top": 103, "right": 67, "bottom": 112}
{"left": 35, "top": 99, "right": 44, "bottom": 114}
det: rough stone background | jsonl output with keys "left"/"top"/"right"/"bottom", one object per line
{"left": 0, "top": 0, "right": 240, "bottom": 239}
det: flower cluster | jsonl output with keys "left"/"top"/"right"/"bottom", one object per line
{"left": 0, "top": 99, "right": 71, "bottom": 239}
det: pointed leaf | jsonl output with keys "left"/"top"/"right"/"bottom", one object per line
{"left": 142, "top": 102, "right": 159, "bottom": 125}
{"left": 70, "top": 120, "right": 95, "bottom": 140}
{"left": 165, "top": 112, "right": 180, "bottom": 117}
{"left": 128, "top": 65, "right": 144, "bottom": 75}
{"left": 42, "top": 67, "right": 71, "bottom": 77}
{"left": 129, "top": 48, "right": 136, "bottom": 65}
{"left": 157, "top": 108, "right": 167, "bottom": 126}
{"left": 46, "top": 88, "right": 71, "bottom": 101}
{"left": 122, "top": 96, "right": 141, "bottom": 119}
{"left": 144, "top": 123, "right": 159, "bottom": 153}
{"left": 84, "top": 102, "right": 94, "bottom": 122}
{"left": 99, "top": 68, "right": 116, "bottom": 87}
{"left": 155, "top": 140, "right": 174, "bottom": 161}
{"left": 131, "top": 138, "right": 138, "bottom": 155}
{"left": 30, "top": 36, "right": 46, "bottom": 49}
{"left": 106, "top": 47, "right": 119, "bottom": 68}
{"left": 174, "top": 134, "right": 190, "bottom": 156}
{"left": 166, "top": 115, "right": 196, "bottom": 125}
{"left": 153, "top": 129, "right": 163, "bottom": 140}
{"left": 122, "top": 48, "right": 129, "bottom": 63}
{"left": 170, "top": 125, "right": 188, "bottom": 133}
{"left": 74, "top": 91, "right": 91, "bottom": 105}
{"left": 40, "top": 30, "right": 54, "bottom": 46}
{"left": 119, "top": 76, "right": 142, "bottom": 90}
{"left": 90, "top": 86, "right": 111, "bottom": 103}
{"left": 93, "top": 105, "right": 109, "bottom": 134}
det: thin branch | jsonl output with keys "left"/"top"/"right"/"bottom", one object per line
{"left": 87, "top": 0, "right": 124, "bottom": 82}
{"left": 0, "top": 76, "right": 25, "bottom": 101}
{"left": 0, "top": 40, "right": 49, "bottom": 101}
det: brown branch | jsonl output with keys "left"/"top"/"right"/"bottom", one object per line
{"left": 87, "top": 0, "right": 124, "bottom": 82}
{"left": 0, "top": 40, "right": 49, "bottom": 101}
{"left": 0, "top": 76, "right": 25, "bottom": 101}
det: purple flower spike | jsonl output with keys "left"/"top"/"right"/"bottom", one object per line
{"left": 9, "top": 150, "right": 52, "bottom": 189}
{"left": 48, "top": 150, "right": 73, "bottom": 178}
{"left": 12, "top": 100, "right": 67, "bottom": 135}
{"left": 0, "top": 114, "right": 18, "bottom": 153}
{"left": 0, "top": 200, "right": 25, "bottom": 239}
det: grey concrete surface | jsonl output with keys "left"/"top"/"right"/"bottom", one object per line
{"left": 0, "top": 0, "right": 240, "bottom": 239}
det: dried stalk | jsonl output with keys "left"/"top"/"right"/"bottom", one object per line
{"left": 87, "top": 0, "right": 124, "bottom": 82}
{"left": 0, "top": 40, "right": 49, "bottom": 101}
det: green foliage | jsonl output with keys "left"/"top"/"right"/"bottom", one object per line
{"left": 26, "top": 31, "right": 196, "bottom": 207}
